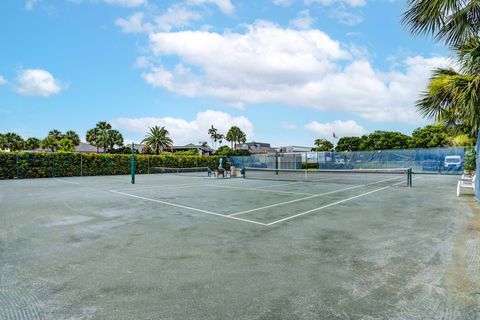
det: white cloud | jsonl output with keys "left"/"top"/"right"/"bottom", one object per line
{"left": 140, "top": 22, "right": 448, "bottom": 124}
{"left": 289, "top": 10, "right": 314, "bottom": 30}
{"left": 111, "top": 110, "right": 254, "bottom": 145}
{"left": 281, "top": 122, "right": 297, "bottom": 129}
{"left": 305, "top": 120, "right": 367, "bottom": 138}
{"left": 330, "top": 7, "right": 363, "bottom": 25}
{"left": 15, "top": 69, "right": 64, "bottom": 97}
{"left": 116, "top": 12, "right": 150, "bottom": 33}
{"left": 0, "top": 76, "right": 7, "bottom": 85}
{"left": 102, "top": 0, "right": 147, "bottom": 7}
{"left": 187, "top": 0, "right": 234, "bottom": 14}
{"left": 25, "top": 0, "right": 38, "bottom": 10}
{"left": 272, "top": 0, "right": 294, "bottom": 6}
{"left": 305, "top": 0, "right": 365, "bottom": 7}
{"left": 116, "top": 6, "right": 201, "bottom": 33}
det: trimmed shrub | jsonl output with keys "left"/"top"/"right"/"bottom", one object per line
{"left": 0, "top": 152, "right": 226, "bottom": 179}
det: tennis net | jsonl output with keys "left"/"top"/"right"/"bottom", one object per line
{"left": 152, "top": 167, "right": 210, "bottom": 177}
{"left": 243, "top": 167, "right": 413, "bottom": 187}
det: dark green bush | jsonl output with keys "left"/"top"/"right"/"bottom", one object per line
{"left": 0, "top": 152, "right": 225, "bottom": 179}
{"left": 464, "top": 147, "right": 476, "bottom": 172}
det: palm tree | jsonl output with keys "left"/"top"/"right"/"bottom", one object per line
{"left": 106, "top": 130, "right": 124, "bottom": 152}
{"left": 403, "top": 0, "right": 480, "bottom": 48}
{"left": 416, "top": 39, "right": 480, "bottom": 136}
{"left": 208, "top": 125, "right": 218, "bottom": 149}
{"left": 86, "top": 128, "right": 99, "bottom": 152}
{"left": 226, "top": 126, "right": 247, "bottom": 149}
{"left": 25, "top": 137, "right": 40, "bottom": 150}
{"left": 48, "top": 129, "right": 63, "bottom": 140}
{"left": 403, "top": 0, "right": 480, "bottom": 135}
{"left": 1, "top": 133, "right": 24, "bottom": 151}
{"left": 64, "top": 130, "right": 80, "bottom": 146}
{"left": 141, "top": 126, "right": 173, "bottom": 155}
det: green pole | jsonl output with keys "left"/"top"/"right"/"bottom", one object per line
{"left": 15, "top": 153, "right": 19, "bottom": 179}
{"left": 131, "top": 142, "right": 135, "bottom": 184}
{"left": 80, "top": 154, "right": 83, "bottom": 177}
{"left": 52, "top": 153, "right": 55, "bottom": 177}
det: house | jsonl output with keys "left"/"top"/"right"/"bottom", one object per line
{"left": 278, "top": 146, "right": 313, "bottom": 153}
{"left": 237, "top": 141, "right": 277, "bottom": 154}
{"left": 172, "top": 143, "right": 213, "bottom": 156}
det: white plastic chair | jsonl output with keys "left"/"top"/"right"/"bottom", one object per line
{"left": 457, "top": 174, "right": 476, "bottom": 196}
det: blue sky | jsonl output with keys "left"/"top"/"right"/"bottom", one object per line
{"left": 0, "top": 0, "right": 449, "bottom": 147}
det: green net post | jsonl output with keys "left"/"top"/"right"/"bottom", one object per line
{"left": 80, "top": 154, "right": 83, "bottom": 176}
{"left": 131, "top": 142, "right": 135, "bottom": 184}
{"left": 15, "top": 153, "right": 19, "bottom": 179}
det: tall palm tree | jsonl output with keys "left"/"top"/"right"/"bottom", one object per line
{"left": 416, "top": 39, "right": 480, "bottom": 136}
{"left": 208, "top": 125, "right": 218, "bottom": 149}
{"left": 141, "top": 126, "right": 173, "bottom": 155}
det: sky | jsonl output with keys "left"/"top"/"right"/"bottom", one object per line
{"left": 0, "top": 0, "right": 450, "bottom": 147}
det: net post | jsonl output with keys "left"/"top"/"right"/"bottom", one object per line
{"left": 15, "top": 152, "right": 19, "bottom": 179}
{"left": 407, "top": 168, "right": 412, "bottom": 187}
{"left": 275, "top": 151, "right": 279, "bottom": 175}
{"left": 131, "top": 142, "right": 135, "bottom": 184}
{"left": 80, "top": 154, "right": 83, "bottom": 177}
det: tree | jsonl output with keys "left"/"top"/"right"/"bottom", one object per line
{"left": 141, "top": 126, "right": 173, "bottom": 155}
{"left": 359, "top": 131, "right": 412, "bottom": 150}
{"left": 208, "top": 125, "right": 218, "bottom": 149}
{"left": 312, "top": 139, "right": 334, "bottom": 151}
{"left": 403, "top": 0, "right": 480, "bottom": 48}
{"left": 0, "top": 133, "right": 24, "bottom": 151}
{"left": 86, "top": 128, "right": 100, "bottom": 153}
{"left": 41, "top": 136, "right": 60, "bottom": 152}
{"left": 107, "top": 130, "right": 123, "bottom": 152}
{"left": 403, "top": 1, "right": 480, "bottom": 136}
{"left": 199, "top": 141, "right": 209, "bottom": 148}
{"left": 64, "top": 130, "right": 80, "bottom": 146}
{"left": 59, "top": 137, "right": 75, "bottom": 152}
{"left": 25, "top": 137, "right": 40, "bottom": 150}
{"left": 335, "top": 136, "right": 362, "bottom": 152}
{"left": 85, "top": 122, "right": 122, "bottom": 153}
{"left": 415, "top": 40, "right": 480, "bottom": 136}
{"left": 410, "top": 124, "right": 452, "bottom": 148}
{"left": 48, "top": 129, "right": 63, "bottom": 140}
{"left": 451, "top": 134, "right": 476, "bottom": 147}
{"left": 226, "top": 126, "right": 247, "bottom": 149}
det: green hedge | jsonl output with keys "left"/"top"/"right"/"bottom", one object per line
{"left": 0, "top": 152, "right": 226, "bottom": 179}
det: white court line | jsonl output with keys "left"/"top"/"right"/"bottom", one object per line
{"left": 207, "top": 184, "right": 315, "bottom": 196}
{"left": 112, "top": 181, "right": 208, "bottom": 192}
{"left": 253, "top": 181, "right": 306, "bottom": 189}
{"left": 266, "top": 178, "right": 419, "bottom": 226}
{"left": 229, "top": 176, "right": 403, "bottom": 216}
{"left": 53, "top": 178, "right": 80, "bottom": 185}
{"left": 109, "top": 190, "right": 267, "bottom": 226}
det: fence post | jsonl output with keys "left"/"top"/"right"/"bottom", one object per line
{"left": 15, "top": 152, "right": 19, "bottom": 179}
{"left": 80, "top": 154, "right": 83, "bottom": 177}
{"left": 52, "top": 153, "right": 55, "bottom": 177}
{"left": 131, "top": 142, "right": 135, "bottom": 184}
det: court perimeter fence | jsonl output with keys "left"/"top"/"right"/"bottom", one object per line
{"left": 0, "top": 152, "right": 226, "bottom": 180}
{"left": 229, "top": 147, "right": 466, "bottom": 175}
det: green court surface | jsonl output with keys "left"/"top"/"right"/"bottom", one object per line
{"left": 1, "top": 173, "right": 480, "bottom": 319}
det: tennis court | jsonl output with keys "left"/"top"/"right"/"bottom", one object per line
{"left": 1, "top": 170, "right": 480, "bottom": 319}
